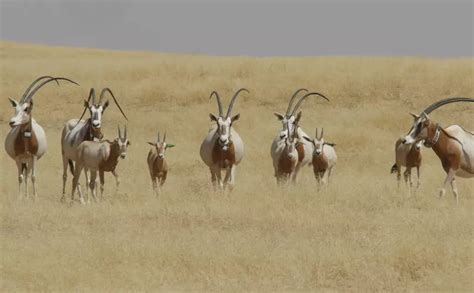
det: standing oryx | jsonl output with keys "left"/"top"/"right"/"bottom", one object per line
{"left": 5, "top": 76, "right": 78, "bottom": 199}
{"left": 390, "top": 138, "right": 423, "bottom": 192}
{"left": 303, "top": 128, "right": 337, "bottom": 188}
{"left": 271, "top": 88, "right": 329, "bottom": 182}
{"left": 272, "top": 128, "right": 299, "bottom": 185}
{"left": 200, "top": 88, "right": 248, "bottom": 190}
{"left": 147, "top": 131, "right": 175, "bottom": 196}
{"left": 72, "top": 126, "right": 131, "bottom": 203}
{"left": 402, "top": 97, "right": 474, "bottom": 204}
{"left": 60, "top": 87, "right": 128, "bottom": 202}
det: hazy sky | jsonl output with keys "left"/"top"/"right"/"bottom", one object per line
{"left": 1, "top": 0, "right": 472, "bottom": 57}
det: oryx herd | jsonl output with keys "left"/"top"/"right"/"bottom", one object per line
{"left": 4, "top": 76, "right": 474, "bottom": 204}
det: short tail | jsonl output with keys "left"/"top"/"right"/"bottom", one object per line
{"left": 68, "top": 160, "right": 74, "bottom": 175}
{"left": 390, "top": 163, "right": 398, "bottom": 174}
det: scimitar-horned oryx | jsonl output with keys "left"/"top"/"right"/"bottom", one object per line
{"left": 271, "top": 88, "right": 329, "bottom": 183}
{"left": 61, "top": 87, "right": 128, "bottom": 202}
{"left": 200, "top": 88, "right": 249, "bottom": 190}
{"left": 147, "top": 131, "right": 175, "bottom": 196}
{"left": 402, "top": 97, "right": 474, "bottom": 204}
{"left": 5, "top": 76, "right": 78, "bottom": 199}
{"left": 390, "top": 138, "right": 423, "bottom": 193}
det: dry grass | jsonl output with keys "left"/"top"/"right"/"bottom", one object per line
{"left": 0, "top": 41, "right": 473, "bottom": 291}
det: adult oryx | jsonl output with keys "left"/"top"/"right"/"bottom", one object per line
{"left": 60, "top": 87, "right": 128, "bottom": 202}
{"left": 271, "top": 88, "right": 329, "bottom": 183}
{"left": 5, "top": 76, "right": 78, "bottom": 199}
{"left": 402, "top": 97, "right": 474, "bottom": 204}
{"left": 200, "top": 88, "right": 249, "bottom": 190}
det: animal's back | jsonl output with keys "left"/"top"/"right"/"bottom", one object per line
{"left": 323, "top": 144, "right": 337, "bottom": 166}
{"left": 77, "top": 141, "right": 107, "bottom": 171}
{"left": 62, "top": 119, "right": 87, "bottom": 161}
{"left": 445, "top": 125, "right": 474, "bottom": 176}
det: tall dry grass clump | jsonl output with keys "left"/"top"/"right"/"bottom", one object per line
{"left": 1, "top": 41, "right": 473, "bottom": 291}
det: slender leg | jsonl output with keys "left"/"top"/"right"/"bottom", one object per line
{"left": 226, "top": 165, "right": 236, "bottom": 191}
{"left": 396, "top": 165, "right": 401, "bottom": 193}
{"left": 416, "top": 166, "right": 421, "bottom": 190}
{"left": 112, "top": 170, "right": 120, "bottom": 192}
{"left": 24, "top": 162, "right": 30, "bottom": 199}
{"left": 213, "top": 166, "right": 223, "bottom": 190}
{"left": 30, "top": 156, "right": 38, "bottom": 199}
{"left": 151, "top": 176, "right": 158, "bottom": 195}
{"left": 404, "top": 168, "right": 412, "bottom": 196}
{"left": 403, "top": 168, "right": 409, "bottom": 188}
{"left": 61, "top": 156, "right": 68, "bottom": 202}
{"left": 84, "top": 169, "right": 90, "bottom": 202}
{"left": 223, "top": 166, "right": 232, "bottom": 190}
{"left": 291, "top": 162, "right": 302, "bottom": 184}
{"left": 439, "top": 169, "right": 456, "bottom": 199}
{"left": 327, "top": 168, "right": 332, "bottom": 186}
{"left": 450, "top": 178, "right": 459, "bottom": 205}
{"left": 98, "top": 171, "right": 104, "bottom": 202}
{"left": 88, "top": 171, "right": 96, "bottom": 204}
{"left": 16, "top": 161, "right": 24, "bottom": 199}
{"left": 160, "top": 172, "right": 167, "bottom": 188}
{"left": 71, "top": 164, "right": 84, "bottom": 203}
{"left": 210, "top": 168, "right": 217, "bottom": 190}
{"left": 315, "top": 172, "right": 321, "bottom": 191}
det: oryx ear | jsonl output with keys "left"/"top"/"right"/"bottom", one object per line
{"left": 410, "top": 112, "right": 419, "bottom": 120}
{"left": 209, "top": 113, "right": 218, "bottom": 122}
{"left": 295, "top": 111, "right": 302, "bottom": 123}
{"left": 8, "top": 98, "right": 17, "bottom": 107}
{"left": 103, "top": 100, "right": 109, "bottom": 111}
{"left": 303, "top": 136, "right": 313, "bottom": 143}
{"left": 147, "top": 142, "right": 156, "bottom": 146}
{"left": 84, "top": 100, "right": 90, "bottom": 108}
{"left": 273, "top": 112, "right": 284, "bottom": 120}
{"left": 166, "top": 144, "right": 175, "bottom": 148}
{"left": 231, "top": 113, "right": 240, "bottom": 122}
{"left": 127, "top": 141, "right": 131, "bottom": 146}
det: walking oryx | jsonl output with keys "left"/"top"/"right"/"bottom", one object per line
{"left": 61, "top": 87, "right": 128, "bottom": 202}
{"left": 72, "top": 126, "right": 131, "bottom": 204}
{"left": 271, "top": 88, "right": 329, "bottom": 182}
{"left": 147, "top": 131, "right": 175, "bottom": 196}
{"left": 200, "top": 88, "right": 248, "bottom": 190}
{"left": 272, "top": 128, "right": 299, "bottom": 185}
{"left": 5, "top": 76, "right": 78, "bottom": 198}
{"left": 390, "top": 138, "right": 423, "bottom": 192}
{"left": 402, "top": 97, "right": 474, "bottom": 204}
{"left": 303, "top": 128, "right": 337, "bottom": 188}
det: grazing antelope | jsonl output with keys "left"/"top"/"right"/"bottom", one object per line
{"left": 390, "top": 138, "right": 423, "bottom": 192}
{"left": 273, "top": 129, "right": 299, "bottom": 185}
{"left": 271, "top": 88, "right": 329, "bottom": 183}
{"left": 5, "top": 76, "right": 78, "bottom": 199}
{"left": 72, "top": 126, "right": 131, "bottom": 204}
{"left": 147, "top": 131, "right": 175, "bottom": 196}
{"left": 200, "top": 88, "right": 249, "bottom": 190}
{"left": 402, "top": 97, "right": 474, "bottom": 204}
{"left": 303, "top": 128, "right": 337, "bottom": 188}
{"left": 61, "top": 87, "right": 128, "bottom": 202}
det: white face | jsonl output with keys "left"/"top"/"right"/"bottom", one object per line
{"left": 403, "top": 113, "right": 429, "bottom": 145}
{"left": 90, "top": 105, "right": 104, "bottom": 129}
{"left": 117, "top": 137, "right": 130, "bottom": 159}
{"left": 274, "top": 112, "right": 300, "bottom": 140}
{"left": 313, "top": 138, "right": 324, "bottom": 156}
{"left": 285, "top": 134, "right": 296, "bottom": 159}
{"left": 8, "top": 99, "right": 31, "bottom": 127}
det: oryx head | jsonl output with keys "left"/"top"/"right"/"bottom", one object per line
{"left": 147, "top": 131, "right": 175, "bottom": 159}
{"left": 274, "top": 88, "right": 329, "bottom": 140}
{"left": 116, "top": 125, "right": 131, "bottom": 159}
{"left": 304, "top": 128, "right": 335, "bottom": 156}
{"left": 209, "top": 88, "right": 249, "bottom": 150}
{"left": 77, "top": 87, "right": 128, "bottom": 130}
{"left": 402, "top": 97, "right": 474, "bottom": 145}
{"left": 8, "top": 76, "right": 78, "bottom": 127}
{"left": 284, "top": 128, "right": 297, "bottom": 160}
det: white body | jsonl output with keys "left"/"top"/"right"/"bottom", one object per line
{"left": 312, "top": 144, "right": 337, "bottom": 187}
{"left": 200, "top": 125, "right": 244, "bottom": 189}
{"left": 445, "top": 125, "right": 474, "bottom": 178}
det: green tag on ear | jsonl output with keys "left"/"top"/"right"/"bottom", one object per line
{"left": 166, "top": 144, "right": 175, "bottom": 148}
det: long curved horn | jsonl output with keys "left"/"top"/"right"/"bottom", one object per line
{"left": 118, "top": 125, "right": 122, "bottom": 139}
{"left": 163, "top": 132, "right": 166, "bottom": 142}
{"left": 226, "top": 88, "right": 249, "bottom": 118}
{"left": 320, "top": 128, "right": 324, "bottom": 140}
{"left": 76, "top": 88, "right": 96, "bottom": 123}
{"left": 315, "top": 128, "right": 318, "bottom": 139}
{"left": 423, "top": 97, "right": 474, "bottom": 114}
{"left": 291, "top": 92, "right": 329, "bottom": 116}
{"left": 157, "top": 131, "right": 161, "bottom": 143}
{"left": 23, "top": 77, "right": 79, "bottom": 103}
{"left": 285, "top": 88, "right": 308, "bottom": 116}
{"left": 99, "top": 88, "right": 128, "bottom": 120}
{"left": 209, "top": 91, "right": 223, "bottom": 117}
{"left": 20, "top": 76, "right": 59, "bottom": 102}
{"left": 124, "top": 125, "right": 127, "bottom": 138}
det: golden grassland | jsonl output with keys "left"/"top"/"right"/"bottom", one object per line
{"left": 0, "top": 41, "right": 473, "bottom": 291}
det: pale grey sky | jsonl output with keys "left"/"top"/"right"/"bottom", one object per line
{"left": 1, "top": 0, "right": 472, "bottom": 57}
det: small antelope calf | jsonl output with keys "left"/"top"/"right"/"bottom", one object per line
{"left": 390, "top": 138, "right": 422, "bottom": 192}
{"left": 272, "top": 129, "right": 299, "bottom": 185}
{"left": 303, "top": 128, "right": 337, "bottom": 188}
{"left": 71, "top": 126, "right": 131, "bottom": 204}
{"left": 147, "top": 132, "right": 175, "bottom": 196}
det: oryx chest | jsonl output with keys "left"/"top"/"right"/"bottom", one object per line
{"left": 212, "top": 142, "right": 236, "bottom": 168}
{"left": 278, "top": 153, "right": 297, "bottom": 174}
{"left": 312, "top": 155, "right": 329, "bottom": 172}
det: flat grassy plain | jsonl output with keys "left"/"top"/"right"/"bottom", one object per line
{"left": 0, "top": 41, "right": 473, "bottom": 291}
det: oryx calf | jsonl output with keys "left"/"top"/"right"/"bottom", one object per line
{"left": 272, "top": 129, "right": 299, "bottom": 185}
{"left": 303, "top": 128, "right": 337, "bottom": 188}
{"left": 5, "top": 76, "right": 78, "bottom": 199}
{"left": 72, "top": 126, "right": 131, "bottom": 204}
{"left": 390, "top": 138, "right": 423, "bottom": 192}
{"left": 147, "top": 131, "right": 175, "bottom": 196}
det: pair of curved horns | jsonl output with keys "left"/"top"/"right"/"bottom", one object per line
{"left": 118, "top": 125, "right": 127, "bottom": 139}
{"left": 77, "top": 87, "right": 128, "bottom": 122}
{"left": 210, "top": 88, "right": 249, "bottom": 118}
{"left": 423, "top": 97, "right": 474, "bottom": 115}
{"left": 315, "top": 128, "right": 324, "bottom": 140}
{"left": 156, "top": 131, "right": 166, "bottom": 143}
{"left": 289, "top": 90, "right": 329, "bottom": 117}
{"left": 20, "top": 76, "right": 79, "bottom": 104}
